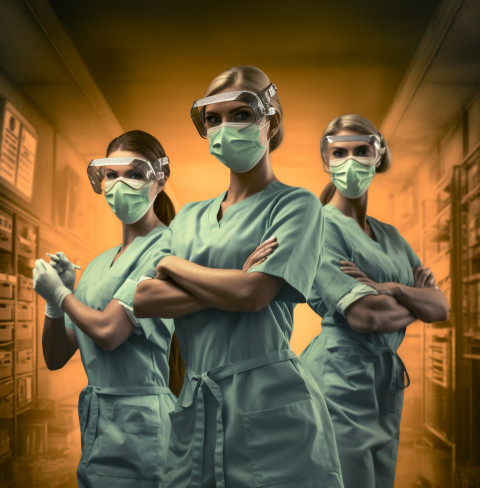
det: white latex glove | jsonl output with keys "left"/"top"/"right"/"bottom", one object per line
{"left": 48, "top": 252, "right": 76, "bottom": 291}
{"left": 33, "top": 259, "right": 72, "bottom": 318}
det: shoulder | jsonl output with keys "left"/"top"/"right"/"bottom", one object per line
{"left": 171, "top": 197, "right": 217, "bottom": 223}
{"left": 262, "top": 181, "right": 321, "bottom": 208}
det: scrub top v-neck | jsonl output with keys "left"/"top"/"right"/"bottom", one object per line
{"left": 65, "top": 225, "right": 176, "bottom": 486}
{"left": 164, "top": 181, "right": 344, "bottom": 488}
{"left": 301, "top": 203, "right": 422, "bottom": 488}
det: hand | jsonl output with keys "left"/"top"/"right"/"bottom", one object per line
{"left": 242, "top": 237, "right": 277, "bottom": 272}
{"left": 340, "top": 260, "right": 398, "bottom": 296}
{"left": 413, "top": 266, "right": 437, "bottom": 288}
{"left": 340, "top": 260, "right": 368, "bottom": 279}
{"left": 33, "top": 259, "right": 72, "bottom": 309}
{"left": 155, "top": 256, "right": 172, "bottom": 280}
{"left": 48, "top": 252, "right": 76, "bottom": 291}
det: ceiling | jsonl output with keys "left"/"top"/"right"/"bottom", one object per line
{"left": 45, "top": 0, "right": 440, "bottom": 208}
{"left": 1, "top": 0, "right": 479, "bottom": 227}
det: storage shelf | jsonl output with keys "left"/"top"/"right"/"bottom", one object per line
{"left": 16, "top": 405, "right": 32, "bottom": 416}
{"left": 461, "top": 182, "right": 480, "bottom": 204}
{"left": 424, "top": 423, "right": 454, "bottom": 448}
{"left": 463, "top": 273, "right": 480, "bottom": 284}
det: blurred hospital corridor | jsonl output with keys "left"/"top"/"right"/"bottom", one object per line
{"left": 0, "top": 0, "right": 479, "bottom": 486}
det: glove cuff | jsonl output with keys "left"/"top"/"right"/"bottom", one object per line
{"left": 52, "top": 285, "right": 72, "bottom": 308}
{"left": 45, "top": 301, "right": 64, "bottom": 319}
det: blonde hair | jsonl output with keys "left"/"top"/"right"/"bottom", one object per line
{"left": 319, "top": 114, "right": 392, "bottom": 205}
{"left": 205, "top": 66, "right": 283, "bottom": 152}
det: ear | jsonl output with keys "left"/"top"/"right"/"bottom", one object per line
{"left": 155, "top": 179, "right": 166, "bottom": 193}
{"left": 267, "top": 113, "right": 281, "bottom": 140}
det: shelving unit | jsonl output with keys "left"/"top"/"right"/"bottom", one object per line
{"left": 420, "top": 170, "right": 456, "bottom": 483}
{"left": 0, "top": 201, "right": 37, "bottom": 460}
{"left": 452, "top": 144, "right": 480, "bottom": 485}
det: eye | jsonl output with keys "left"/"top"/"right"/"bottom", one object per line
{"left": 331, "top": 148, "right": 347, "bottom": 158}
{"left": 105, "top": 171, "right": 118, "bottom": 179}
{"left": 233, "top": 110, "right": 253, "bottom": 121}
{"left": 355, "top": 145, "right": 373, "bottom": 157}
{"left": 205, "top": 114, "right": 221, "bottom": 126}
{"left": 128, "top": 171, "right": 145, "bottom": 180}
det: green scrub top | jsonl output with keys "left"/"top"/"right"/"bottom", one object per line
{"left": 164, "top": 182, "right": 344, "bottom": 488}
{"left": 301, "top": 203, "right": 422, "bottom": 488}
{"left": 66, "top": 225, "right": 176, "bottom": 487}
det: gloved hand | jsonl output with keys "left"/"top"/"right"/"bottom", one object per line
{"left": 48, "top": 252, "right": 76, "bottom": 291}
{"left": 33, "top": 259, "right": 72, "bottom": 318}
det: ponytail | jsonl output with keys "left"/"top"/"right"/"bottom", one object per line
{"left": 320, "top": 182, "right": 336, "bottom": 205}
{"left": 153, "top": 191, "right": 176, "bottom": 226}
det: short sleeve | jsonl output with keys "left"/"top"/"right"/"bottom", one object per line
{"left": 247, "top": 188, "right": 324, "bottom": 303}
{"left": 307, "top": 219, "right": 377, "bottom": 318}
{"left": 114, "top": 228, "right": 172, "bottom": 336}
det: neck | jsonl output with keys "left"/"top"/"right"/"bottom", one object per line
{"left": 121, "top": 210, "right": 161, "bottom": 248}
{"left": 330, "top": 190, "right": 369, "bottom": 229}
{"left": 225, "top": 153, "right": 277, "bottom": 203}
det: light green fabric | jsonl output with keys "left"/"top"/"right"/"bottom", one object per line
{"left": 65, "top": 225, "right": 176, "bottom": 487}
{"left": 301, "top": 204, "right": 422, "bottom": 488}
{"left": 163, "top": 182, "right": 344, "bottom": 488}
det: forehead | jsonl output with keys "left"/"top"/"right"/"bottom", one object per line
{"left": 108, "top": 149, "right": 143, "bottom": 159}
{"left": 204, "top": 99, "right": 252, "bottom": 114}
{"left": 327, "top": 130, "right": 373, "bottom": 149}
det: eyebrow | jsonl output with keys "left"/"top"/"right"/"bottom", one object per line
{"left": 205, "top": 105, "right": 252, "bottom": 116}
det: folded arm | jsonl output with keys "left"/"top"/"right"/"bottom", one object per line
{"left": 151, "top": 255, "right": 284, "bottom": 314}
{"left": 341, "top": 261, "right": 449, "bottom": 324}
{"left": 61, "top": 295, "right": 134, "bottom": 351}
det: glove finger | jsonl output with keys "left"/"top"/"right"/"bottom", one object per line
{"left": 56, "top": 252, "right": 71, "bottom": 265}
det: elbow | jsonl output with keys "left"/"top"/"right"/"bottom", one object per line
{"left": 346, "top": 296, "right": 389, "bottom": 333}
{"left": 96, "top": 329, "right": 121, "bottom": 352}
{"left": 43, "top": 353, "right": 68, "bottom": 371}
{"left": 236, "top": 286, "right": 269, "bottom": 314}
{"left": 348, "top": 310, "right": 377, "bottom": 333}
{"left": 132, "top": 282, "right": 151, "bottom": 318}
{"left": 45, "top": 360, "right": 65, "bottom": 371}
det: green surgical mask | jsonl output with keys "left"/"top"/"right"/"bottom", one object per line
{"left": 208, "top": 122, "right": 268, "bottom": 173}
{"left": 330, "top": 159, "right": 375, "bottom": 199}
{"left": 104, "top": 181, "right": 156, "bottom": 224}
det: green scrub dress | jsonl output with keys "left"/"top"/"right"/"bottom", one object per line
{"left": 164, "top": 181, "right": 344, "bottom": 488}
{"left": 65, "top": 225, "right": 176, "bottom": 488}
{"left": 300, "top": 203, "right": 421, "bottom": 488}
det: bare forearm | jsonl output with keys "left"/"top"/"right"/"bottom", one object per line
{"left": 42, "top": 317, "right": 77, "bottom": 370}
{"left": 133, "top": 279, "right": 209, "bottom": 318}
{"left": 61, "top": 295, "right": 132, "bottom": 350}
{"left": 346, "top": 295, "right": 417, "bottom": 333}
{"left": 163, "top": 257, "right": 281, "bottom": 313}
{"left": 392, "top": 285, "right": 449, "bottom": 323}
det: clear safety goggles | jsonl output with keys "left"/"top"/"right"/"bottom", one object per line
{"left": 321, "top": 135, "right": 385, "bottom": 168}
{"left": 191, "top": 83, "right": 277, "bottom": 138}
{"left": 87, "top": 156, "right": 169, "bottom": 194}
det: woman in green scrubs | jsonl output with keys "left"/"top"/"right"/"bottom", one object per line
{"left": 300, "top": 114, "right": 449, "bottom": 488}
{"left": 33, "top": 130, "right": 180, "bottom": 487}
{"left": 134, "top": 66, "right": 344, "bottom": 488}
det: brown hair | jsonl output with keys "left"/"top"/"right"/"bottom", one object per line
{"left": 107, "top": 130, "right": 184, "bottom": 392}
{"left": 319, "top": 114, "right": 392, "bottom": 205}
{"left": 106, "top": 130, "right": 175, "bottom": 225}
{"left": 204, "top": 66, "right": 283, "bottom": 152}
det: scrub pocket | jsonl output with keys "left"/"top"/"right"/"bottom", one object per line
{"left": 164, "top": 406, "right": 196, "bottom": 487}
{"left": 93, "top": 402, "right": 161, "bottom": 479}
{"left": 241, "top": 398, "right": 335, "bottom": 487}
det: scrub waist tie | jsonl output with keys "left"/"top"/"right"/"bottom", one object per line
{"left": 180, "top": 349, "right": 298, "bottom": 488}
{"left": 79, "top": 384, "right": 173, "bottom": 464}
{"left": 322, "top": 328, "right": 410, "bottom": 390}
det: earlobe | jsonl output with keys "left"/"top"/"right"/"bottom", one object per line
{"left": 267, "top": 114, "right": 280, "bottom": 140}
